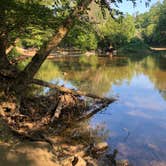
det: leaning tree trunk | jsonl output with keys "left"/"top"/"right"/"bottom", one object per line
{"left": 13, "top": 0, "right": 93, "bottom": 93}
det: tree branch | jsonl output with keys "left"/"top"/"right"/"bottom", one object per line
{"left": 32, "top": 79, "right": 117, "bottom": 103}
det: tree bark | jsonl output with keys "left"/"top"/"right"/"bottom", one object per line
{"left": 14, "top": 0, "right": 93, "bottom": 93}
{"left": 0, "top": 33, "right": 11, "bottom": 67}
{"left": 32, "top": 79, "right": 116, "bottom": 103}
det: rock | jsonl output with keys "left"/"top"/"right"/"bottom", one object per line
{"left": 93, "top": 142, "right": 108, "bottom": 152}
{"left": 116, "top": 159, "right": 131, "bottom": 166}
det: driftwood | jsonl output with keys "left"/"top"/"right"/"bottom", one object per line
{"left": 31, "top": 79, "right": 117, "bottom": 124}
{"left": 0, "top": 69, "right": 116, "bottom": 103}
{"left": 51, "top": 98, "right": 63, "bottom": 122}
{"left": 77, "top": 101, "right": 110, "bottom": 122}
{"left": 32, "top": 79, "right": 117, "bottom": 103}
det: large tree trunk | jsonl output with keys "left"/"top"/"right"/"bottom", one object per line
{"left": 13, "top": 0, "right": 93, "bottom": 93}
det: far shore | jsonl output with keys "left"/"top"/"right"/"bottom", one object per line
{"left": 11, "top": 46, "right": 166, "bottom": 63}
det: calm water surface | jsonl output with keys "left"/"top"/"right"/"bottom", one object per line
{"left": 37, "top": 55, "right": 166, "bottom": 166}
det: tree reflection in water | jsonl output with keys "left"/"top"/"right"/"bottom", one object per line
{"left": 36, "top": 55, "right": 166, "bottom": 101}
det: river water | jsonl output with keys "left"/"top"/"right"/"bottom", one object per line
{"left": 37, "top": 54, "right": 166, "bottom": 166}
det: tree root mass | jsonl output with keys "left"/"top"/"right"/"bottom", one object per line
{"left": 0, "top": 74, "right": 116, "bottom": 139}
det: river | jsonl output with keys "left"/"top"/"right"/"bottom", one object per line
{"left": 36, "top": 54, "right": 166, "bottom": 166}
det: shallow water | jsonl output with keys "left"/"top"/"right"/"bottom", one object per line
{"left": 37, "top": 55, "right": 166, "bottom": 166}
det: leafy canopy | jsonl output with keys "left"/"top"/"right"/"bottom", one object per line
{"left": 0, "top": 0, "right": 152, "bottom": 49}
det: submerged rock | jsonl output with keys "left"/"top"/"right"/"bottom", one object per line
{"left": 116, "top": 159, "right": 131, "bottom": 166}
{"left": 93, "top": 142, "right": 108, "bottom": 153}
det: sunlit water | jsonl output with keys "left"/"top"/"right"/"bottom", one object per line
{"left": 37, "top": 55, "right": 166, "bottom": 166}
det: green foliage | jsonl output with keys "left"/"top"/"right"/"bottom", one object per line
{"left": 118, "top": 38, "right": 150, "bottom": 55}
{"left": 154, "top": 0, "right": 166, "bottom": 45}
{"left": 62, "top": 2, "right": 136, "bottom": 51}
{"left": 61, "top": 23, "right": 98, "bottom": 50}
{"left": 88, "top": 2, "right": 136, "bottom": 49}
{"left": 0, "top": 0, "right": 58, "bottom": 48}
{"left": 136, "top": 0, "right": 166, "bottom": 45}
{"left": 21, "top": 26, "right": 54, "bottom": 48}
{"left": 8, "top": 48, "right": 21, "bottom": 61}
{"left": 98, "top": 15, "right": 135, "bottom": 48}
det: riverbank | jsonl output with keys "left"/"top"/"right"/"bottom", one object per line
{"left": 0, "top": 120, "right": 109, "bottom": 166}
{"left": 0, "top": 68, "right": 119, "bottom": 166}
{"left": 0, "top": 133, "right": 131, "bottom": 166}
{"left": 0, "top": 113, "right": 130, "bottom": 166}
{"left": 10, "top": 45, "right": 166, "bottom": 64}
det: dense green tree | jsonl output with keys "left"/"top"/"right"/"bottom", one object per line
{"left": 61, "top": 22, "right": 98, "bottom": 50}
{"left": 88, "top": 2, "right": 136, "bottom": 49}
{"left": 154, "top": 0, "right": 166, "bottom": 45}
{"left": 135, "top": 0, "right": 166, "bottom": 45}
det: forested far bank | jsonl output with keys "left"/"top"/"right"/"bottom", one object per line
{"left": 135, "top": 0, "right": 166, "bottom": 46}
{"left": 62, "top": 0, "right": 166, "bottom": 54}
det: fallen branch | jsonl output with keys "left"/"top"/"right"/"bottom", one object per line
{"left": 32, "top": 79, "right": 117, "bottom": 103}
{"left": 51, "top": 98, "right": 63, "bottom": 122}
{"left": 77, "top": 101, "right": 110, "bottom": 121}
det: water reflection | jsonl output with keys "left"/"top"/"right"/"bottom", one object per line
{"left": 37, "top": 55, "right": 166, "bottom": 166}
